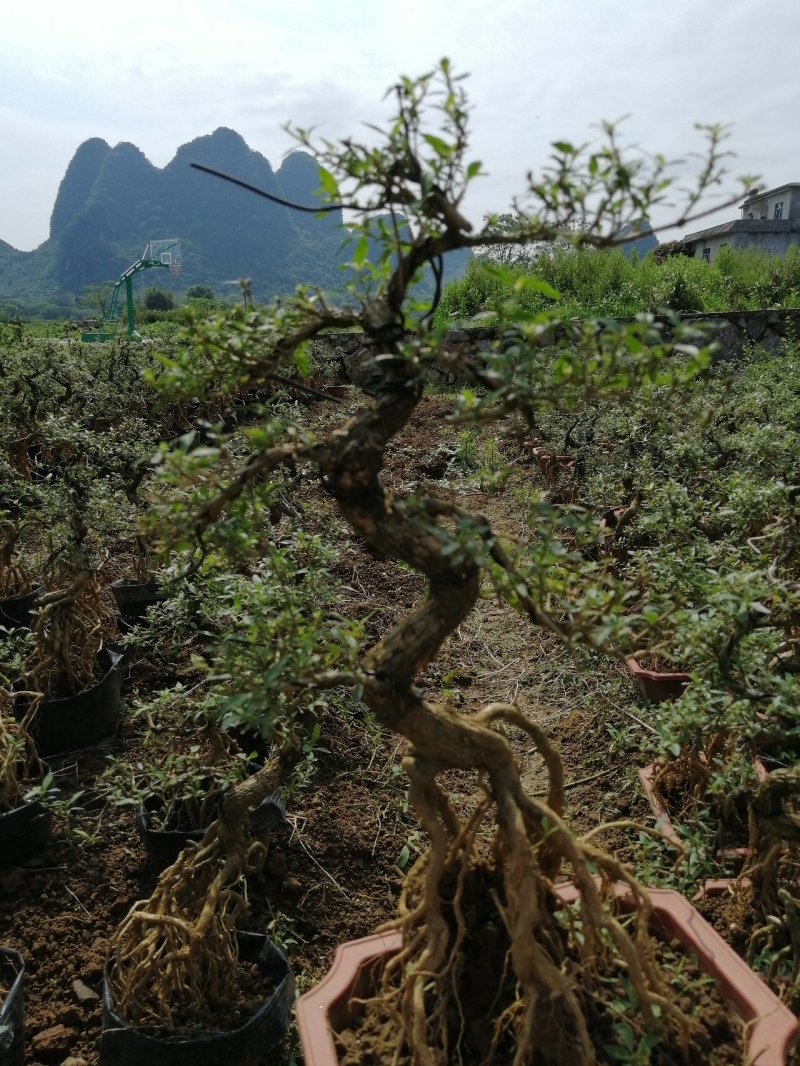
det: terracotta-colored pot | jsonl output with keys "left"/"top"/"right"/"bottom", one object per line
{"left": 639, "top": 758, "right": 767, "bottom": 859}
{"left": 692, "top": 877, "right": 751, "bottom": 903}
{"left": 295, "top": 884, "right": 799, "bottom": 1066}
{"left": 626, "top": 656, "right": 691, "bottom": 702}
{"left": 295, "top": 930, "right": 402, "bottom": 1066}
{"left": 525, "top": 445, "right": 576, "bottom": 478}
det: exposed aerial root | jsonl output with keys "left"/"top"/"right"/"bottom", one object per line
{"left": 353, "top": 705, "right": 694, "bottom": 1066}
{"left": 109, "top": 750, "right": 293, "bottom": 1028}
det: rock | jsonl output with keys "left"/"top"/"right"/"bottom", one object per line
{"left": 31, "top": 1024, "right": 74, "bottom": 1062}
{"left": 55, "top": 1005, "right": 83, "bottom": 1027}
{"left": 60, "top": 1058, "right": 88, "bottom": 1066}
{"left": 71, "top": 979, "right": 99, "bottom": 1004}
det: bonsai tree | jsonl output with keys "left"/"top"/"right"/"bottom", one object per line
{"left": 108, "top": 61, "right": 747, "bottom": 1058}
{"left": 19, "top": 477, "right": 116, "bottom": 701}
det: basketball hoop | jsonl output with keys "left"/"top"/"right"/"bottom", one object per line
{"left": 142, "top": 238, "right": 182, "bottom": 277}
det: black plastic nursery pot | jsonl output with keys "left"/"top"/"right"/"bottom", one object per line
{"left": 100, "top": 932, "right": 294, "bottom": 1066}
{"left": 135, "top": 798, "right": 206, "bottom": 871}
{"left": 111, "top": 579, "right": 164, "bottom": 622}
{"left": 0, "top": 769, "right": 54, "bottom": 867}
{"left": 0, "top": 947, "right": 25, "bottom": 1066}
{"left": 136, "top": 788, "right": 286, "bottom": 872}
{"left": 14, "top": 646, "right": 123, "bottom": 757}
{"left": 0, "top": 586, "right": 42, "bottom": 630}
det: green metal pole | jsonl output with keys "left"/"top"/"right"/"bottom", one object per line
{"left": 125, "top": 275, "right": 135, "bottom": 336}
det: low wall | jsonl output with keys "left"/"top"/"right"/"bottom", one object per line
{"left": 311, "top": 309, "right": 800, "bottom": 388}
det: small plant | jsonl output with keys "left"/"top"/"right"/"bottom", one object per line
{"left": 102, "top": 737, "right": 256, "bottom": 833}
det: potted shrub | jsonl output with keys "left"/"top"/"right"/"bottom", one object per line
{"left": 0, "top": 516, "right": 41, "bottom": 630}
{"left": 0, "top": 679, "right": 54, "bottom": 866}
{"left": 100, "top": 59, "right": 764, "bottom": 1063}
{"left": 14, "top": 548, "right": 122, "bottom": 755}
{"left": 101, "top": 738, "right": 285, "bottom": 870}
{"left": 296, "top": 881, "right": 800, "bottom": 1066}
{"left": 111, "top": 534, "right": 164, "bottom": 623}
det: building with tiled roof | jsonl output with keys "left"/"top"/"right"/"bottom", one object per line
{"left": 682, "top": 183, "right": 800, "bottom": 262}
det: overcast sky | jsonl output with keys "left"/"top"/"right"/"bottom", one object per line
{"left": 2, "top": 0, "right": 798, "bottom": 252}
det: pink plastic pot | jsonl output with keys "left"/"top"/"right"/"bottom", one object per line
{"left": 295, "top": 930, "right": 402, "bottom": 1066}
{"left": 626, "top": 656, "right": 691, "bottom": 702}
{"left": 295, "top": 884, "right": 799, "bottom": 1066}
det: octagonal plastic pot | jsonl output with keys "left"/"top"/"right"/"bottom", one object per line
{"left": 296, "top": 883, "right": 799, "bottom": 1066}
{"left": 639, "top": 757, "right": 767, "bottom": 863}
{"left": 626, "top": 656, "right": 691, "bottom": 702}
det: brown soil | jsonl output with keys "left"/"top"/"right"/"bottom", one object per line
{"left": 0, "top": 395, "right": 754, "bottom": 1063}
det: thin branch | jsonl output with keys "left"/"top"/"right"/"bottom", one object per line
{"left": 190, "top": 163, "right": 350, "bottom": 213}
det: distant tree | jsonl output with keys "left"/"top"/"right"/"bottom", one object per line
{"left": 142, "top": 287, "right": 175, "bottom": 311}
{"left": 82, "top": 280, "right": 116, "bottom": 319}
{"left": 186, "top": 284, "right": 215, "bottom": 301}
{"left": 476, "top": 213, "right": 587, "bottom": 266}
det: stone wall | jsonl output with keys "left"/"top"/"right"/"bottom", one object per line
{"left": 310, "top": 309, "right": 800, "bottom": 388}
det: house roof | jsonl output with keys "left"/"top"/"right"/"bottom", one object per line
{"left": 683, "top": 218, "right": 796, "bottom": 244}
{"left": 683, "top": 221, "right": 737, "bottom": 243}
{"left": 739, "top": 183, "right": 800, "bottom": 208}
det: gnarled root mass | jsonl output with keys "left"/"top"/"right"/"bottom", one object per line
{"left": 337, "top": 707, "right": 693, "bottom": 1066}
{"left": 25, "top": 570, "right": 113, "bottom": 699}
{"left": 109, "top": 750, "right": 290, "bottom": 1029}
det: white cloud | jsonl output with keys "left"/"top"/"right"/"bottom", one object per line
{"left": 2, "top": 0, "right": 799, "bottom": 249}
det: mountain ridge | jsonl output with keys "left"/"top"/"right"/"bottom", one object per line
{"left": 1, "top": 129, "right": 469, "bottom": 312}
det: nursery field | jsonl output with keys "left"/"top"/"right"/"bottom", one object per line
{"left": 4, "top": 61, "right": 800, "bottom": 1066}
{"left": 1, "top": 322, "right": 799, "bottom": 1065}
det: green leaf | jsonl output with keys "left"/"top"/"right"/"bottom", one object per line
{"left": 352, "top": 236, "right": 370, "bottom": 269}
{"left": 422, "top": 133, "right": 452, "bottom": 159}
{"left": 294, "top": 340, "right": 310, "bottom": 377}
{"left": 514, "top": 275, "right": 562, "bottom": 300}
{"left": 317, "top": 166, "right": 339, "bottom": 199}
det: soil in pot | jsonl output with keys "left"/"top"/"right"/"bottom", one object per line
{"left": 0, "top": 947, "right": 24, "bottom": 1066}
{"left": 694, "top": 874, "right": 800, "bottom": 1011}
{"left": 100, "top": 931, "right": 293, "bottom": 1066}
{"left": 13, "top": 646, "right": 123, "bottom": 756}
